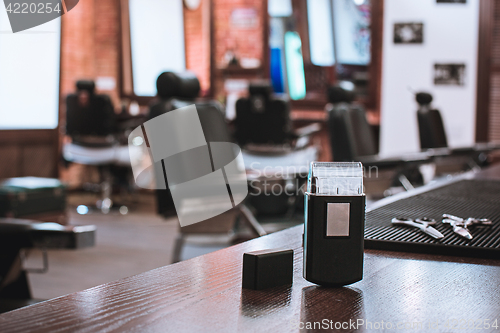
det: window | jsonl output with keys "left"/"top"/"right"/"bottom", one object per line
{"left": 268, "top": 0, "right": 293, "bottom": 17}
{"left": 128, "top": 0, "right": 186, "bottom": 96}
{"left": 0, "top": 11, "right": 60, "bottom": 129}
{"left": 308, "top": 0, "right": 371, "bottom": 67}
{"left": 307, "top": 0, "right": 335, "bottom": 66}
{"left": 332, "top": 0, "right": 370, "bottom": 66}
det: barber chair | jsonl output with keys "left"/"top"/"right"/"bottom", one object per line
{"left": 235, "top": 81, "right": 319, "bottom": 149}
{"left": 148, "top": 72, "right": 266, "bottom": 263}
{"left": 416, "top": 93, "right": 448, "bottom": 150}
{"left": 416, "top": 92, "right": 492, "bottom": 174}
{"left": 66, "top": 80, "right": 117, "bottom": 144}
{"left": 0, "top": 218, "right": 95, "bottom": 313}
{"left": 149, "top": 71, "right": 202, "bottom": 121}
{"left": 63, "top": 80, "right": 120, "bottom": 213}
{"left": 234, "top": 82, "right": 320, "bottom": 216}
{"left": 326, "top": 86, "right": 377, "bottom": 161}
{"left": 148, "top": 72, "right": 203, "bottom": 217}
{"left": 326, "top": 85, "right": 429, "bottom": 196}
{"left": 235, "top": 82, "right": 292, "bottom": 146}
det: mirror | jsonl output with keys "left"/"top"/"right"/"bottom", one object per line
{"left": 268, "top": 0, "right": 373, "bottom": 104}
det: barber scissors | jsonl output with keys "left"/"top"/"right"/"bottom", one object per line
{"left": 442, "top": 214, "right": 492, "bottom": 240}
{"left": 391, "top": 217, "right": 444, "bottom": 239}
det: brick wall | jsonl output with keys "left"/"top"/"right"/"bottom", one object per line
{"left": 184, "top": 0, "right": 211, "bottom": 92}
{"left": 60, "top": 0, "right": 120, "bottom": 109}
{"left": 61, "top": 0, "right": 215, "bottom": 104}
{"left": 60, "top": 0, "right": 266, "bottom": 102}
{"left": 213, "top": 0, "right": 265, "bottom": 69}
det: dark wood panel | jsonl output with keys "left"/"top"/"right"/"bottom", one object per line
{"left": 0, "top": 130, "right": 57, "bottom": 145}
{"left": 0, "top": 146, "right": 21, "bottom": 178}
{"left": 491, "top": 0, "right": 500, "bottom": 67}
{"left": 491, "top": 72, "right": 500, "bottom": 141}
{"left": 0, "top": 144, "right": 57, "bottom": 179}
{"left": 119, "top": 0, "right": 133, "bottom": 97}
{"left": 367, "top": 0, "right": 384, "bottom": 115}
{"left": 486, "top": 0, "right": 500, "bottom": 142}
{"left": 0, "top": 129, "right": 58, "bottom": 179}
{"left": 21, "top": 145, "right": 56, "bottom": 178}
{"left": 476, "top": 0, "right": 494, "bottom": 142}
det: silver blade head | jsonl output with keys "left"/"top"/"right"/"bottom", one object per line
{"left": 422, "top": 226, "right": 444, "bottom": 239}
{"left": 453, "top": 226, "right": 473, "bottom": 240}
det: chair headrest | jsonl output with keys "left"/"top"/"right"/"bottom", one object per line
{"left": 156, "top": 72, "right": 201, "bottom": 99}
{"left": 327, "top": 85, "right": 356, "bottom": 104}
{"left": 76, "top": 80, "right": 95, "bottom": 93}
{"left": 416, "top": 92, "right": 433, "bottom": 105}
{"left": 249, "top": 81, "right": 273, "bottom": 98}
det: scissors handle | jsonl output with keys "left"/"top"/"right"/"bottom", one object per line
{"left": 442, "top": 214, "right": 464, "bottom": 222}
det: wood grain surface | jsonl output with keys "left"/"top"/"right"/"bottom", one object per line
{"left": 0, "top": 223, "right": 499, "bottom": 332}
{"left": 2, "top": 165, "right": 500, "bottom": 332}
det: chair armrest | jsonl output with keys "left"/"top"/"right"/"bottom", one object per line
{"left": 0, "top": 218, "right": 96, "bottom": 249}
{"left": 357, "top": 155, "right": 404, "bottom": 169}
{"left": 292, "top": 123, "right": 321, "bottom": 139}
{"left": 243, "top": 144, "right": 293, "bottom": 156}
{"left": 358, "top": 152, "right": 431, "bottom": 169}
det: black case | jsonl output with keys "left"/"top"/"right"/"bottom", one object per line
{"left": 0, "top": 178, "right": 66, "bottom": 218}
{"left": 304, "top": 194, "right": 365, "bottom": 286}
{"left": 242, "top": 249, "right": 294, "bottom": 290}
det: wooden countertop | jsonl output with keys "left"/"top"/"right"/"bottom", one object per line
{"left": 0, "top": 225, "right": 499, "bottom": 332}
{"left": 2, "top": 166, "right": 500, "bottom": 332}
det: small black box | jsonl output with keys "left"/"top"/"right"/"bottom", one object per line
{"left": 242, "top": 249, "right": 294, "bottom": 290}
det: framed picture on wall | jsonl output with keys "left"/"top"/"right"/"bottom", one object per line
{"left": 434, "top": 63, "right": 466, "bottom": 86}
{"left": 436, "top": 0, "right": 466, "bottom": 3}
{"left": 393, "top": 23, "right": 424, "bottom": 44}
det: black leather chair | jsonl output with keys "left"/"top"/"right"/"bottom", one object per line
{"left": 235, "top": 82, "right": 292, "bottom": 146}
{"left": 66, "top": 80, "right": 117, "bottom": 144}
{"left": 233, "top": 82, "right": 320, "bottom": 216}
{"left": 63, "top": 80, "right": 120, "bottom": 213}
{"left": 415, "top": 92, "right": 490, "bottom": 172}
{"left": 149, "top": 72, "right": 202, "bottom": 121}
{"left": 327, "top": 85, "right": 428, "bottom": 194}
{"left": 416, "top": 92, "right": 448, "bottom": 150}
{"left": 148, "top": 72, "right": 204, "bottom": 217}
{"left": 326, "top": 85, "right": 392, "bottom": 164}
{"left": 234, "top": 82, "right": 319, "bottom": 149}
{"left": 149, "top": 72, "right": 266, "bottom": 262}
{"left": 327, "top": 85, "right": 377, "bottom": 161}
